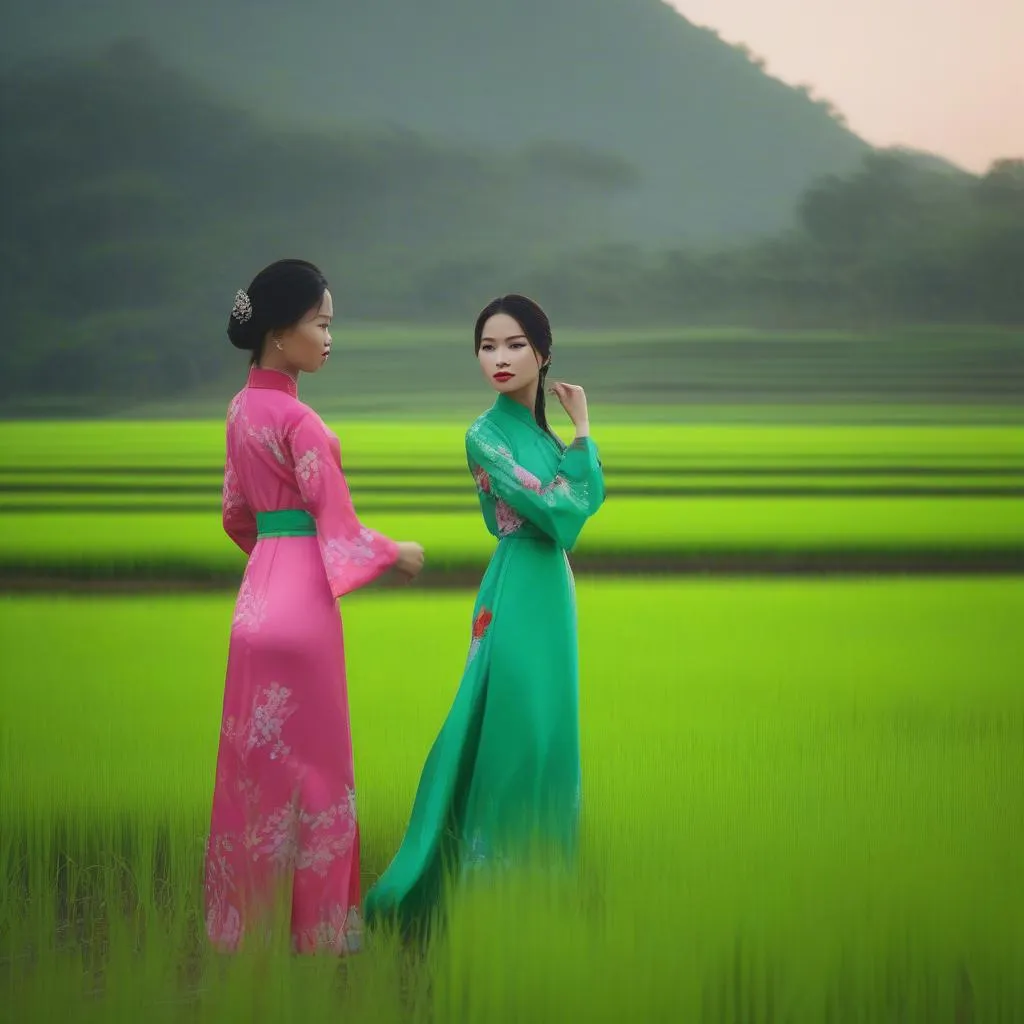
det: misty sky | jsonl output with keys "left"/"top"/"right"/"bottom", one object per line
{"left": 671, "top": 0, "right": 1023, "bottom": 172}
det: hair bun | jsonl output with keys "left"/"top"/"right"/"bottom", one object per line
{"left": 227, "top": 288, "right": 259, "bottom": 350}
{"left": 224, "top": 261, "right": 329, "bottom": 360}
{"left": 227, "top": 318, "right": 259, "bottom": 351}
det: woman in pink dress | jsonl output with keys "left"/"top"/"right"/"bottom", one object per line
{"left": 204, "top": 259, "right": 425, "bottom": 955}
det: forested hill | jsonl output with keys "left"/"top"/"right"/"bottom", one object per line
{"left": 1, "top": 42, "right": 646, "bottom": 403}
{"left": 2, "top": 0, "right": 870, "bottom": 242}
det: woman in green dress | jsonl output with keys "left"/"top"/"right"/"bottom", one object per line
{"left": 364, "top": 294, "right": 605, "bottom": 937}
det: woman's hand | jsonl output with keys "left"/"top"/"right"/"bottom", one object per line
{"left": 395, "top": 541, "right": 425, "bottom": 581}
{"left": 549, "top": 382, "right": 589, "bottom": 436}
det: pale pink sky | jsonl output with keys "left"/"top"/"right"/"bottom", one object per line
{"left": 669, "top": 0, "right": 1023, "bottom": 173}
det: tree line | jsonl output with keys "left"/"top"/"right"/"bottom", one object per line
{"left": 1, "top": 42, "right": 1021, "bottom": 406}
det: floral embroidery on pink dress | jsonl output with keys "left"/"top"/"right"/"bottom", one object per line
{"left": 205, "top": 366, "right": 399, "bottom": 955}
{"left": 232, "top": 550, "right": 268, "bottom": 631}
{"left": 294, "top": 448, "right": 321, "bottom": 488}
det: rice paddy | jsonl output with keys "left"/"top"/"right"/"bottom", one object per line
{"left": 1, "top": 421, "right": 1022, "bottom": 581}
{"left": 2, "top": 579, "right": 1023, "bottom": 1022}
{"left": 2, "top": 404, "right": 1023, "bottom": 1021}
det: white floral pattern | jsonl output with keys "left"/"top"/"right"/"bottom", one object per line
{"left": 297, "top": 789, "right": 358, "bottom": 876}
{"left": 249, "top": 424, "right": 286, "bottom": 465}
{"left": 227, "top": 393, "right": 244, "bottom": 425}
{"left": 210, "top": 370, "right": 399, "bottom": 957}
{"left": 222, "top": 459, "right": 247, "bottom": 512}
{"left": 323, "top": 527, "right": 379, "bottom": 573}
{"left": 228, "top": 785, "right": 358, "bottom": 875}
{"left": 296, "top": 903, "right": 364, "bottom": 955}
{"left": 244, "top": 683, "right": 296, "bottom": 761}
{"left": 251, "top": 802, "right": 300, "bottom": 868}
{"left": 232, "top": 568, "right": 268, "bottom": 632}
{"left": 295, "top": 447, "right": 321, "bottom": 488}
{"left": 206, "top": 780, "right": 361, "bottom": 952}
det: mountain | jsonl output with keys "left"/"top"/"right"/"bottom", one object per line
{"left": 1, "top": 42, "right": 650, "bottom": 403}
{"left": 880, "top": 146, "right": 967, "bottom": 177}
{"left": 1, "top": 0, "right": 871, "bottom": 243}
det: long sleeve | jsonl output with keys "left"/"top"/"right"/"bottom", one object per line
{"left": 222, "top": 454, "right": 257, "bottom": 555}
{"left": 288, "top": 411, "right": 400, "bottom": 598}
{"left": 466, "top": 419, "right": 605, "bottom": 550}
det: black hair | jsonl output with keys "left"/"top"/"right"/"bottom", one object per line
{"left": 473, "top": 294, "right": 553, "bottom": 433}
{"left": 227, "top": 259, "right": 329, "bottom": 364}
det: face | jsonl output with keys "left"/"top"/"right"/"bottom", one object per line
{"left": 270, "top": 289, "right": 334, "bottom": 374}
{"left": 477, "top": 312, "right": 545, "bottom": 395}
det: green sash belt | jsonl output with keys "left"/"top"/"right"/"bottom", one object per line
{"left": 256, "top": 509, "right": 317, "bottom": 538}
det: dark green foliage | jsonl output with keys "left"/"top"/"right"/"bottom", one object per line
{"left": 1, "top": 37, "right": 1020, "bottom": 407}
{"left": 0, "top": 0, "right": 867, "bottom": 242}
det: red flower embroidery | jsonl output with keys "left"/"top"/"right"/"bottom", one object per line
{"left": 472, "top": 607, "right": 493, "bottom": 639}
{"left": 513, "top": 464, "right": 542, "bottom": 493}
{"left": 473, "top": 465, "right": 491, "bottom": 493}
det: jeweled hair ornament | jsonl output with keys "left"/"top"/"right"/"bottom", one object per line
{"left": 231, "top": 289, "right": 253, "bottom": 324}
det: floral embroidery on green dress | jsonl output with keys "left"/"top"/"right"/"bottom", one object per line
{"left": 364, "top": 392, "right": 606, "bottom": 937}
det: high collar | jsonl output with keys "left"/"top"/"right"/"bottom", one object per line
{"left": 493, "top": 390, "right": 561, "bottom": 448}
{"left": 494, "top": 390, "right": 539, "bottom": 426}
{"left": 247, "top": 365, "right": 298, "bottom": 399}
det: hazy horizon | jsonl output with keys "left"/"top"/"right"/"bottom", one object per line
{"left": 671, "top": 0, "right": 1023, "bottom": 173}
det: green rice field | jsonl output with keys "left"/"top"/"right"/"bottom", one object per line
{"left": 2, "top": 578, "right": 1023, "bottom": 1021}
{"left": 1, "top": 421, "right": 1023, "bottom": 581}
{"left": 2, "top": 402, "right": 1023, "bottom": 1021}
